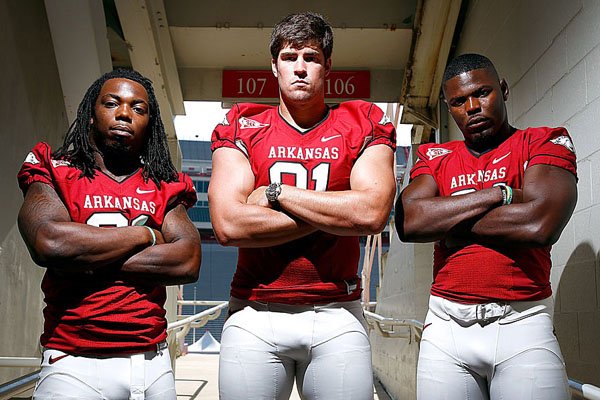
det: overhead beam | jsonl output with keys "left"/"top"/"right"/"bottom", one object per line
{"left": 114, "top": 0, "right": 184, "bottom": 167}
{"left": 400, "top": 0, "right": 461, "bottom": 134}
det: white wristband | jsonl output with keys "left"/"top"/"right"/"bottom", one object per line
{"left": 144, "top": 226, "right": 156, "bottom": 246}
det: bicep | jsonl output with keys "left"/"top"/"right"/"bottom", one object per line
{"left": 18, "top": 182, "right": 70, "bottom": 246}
{"left": 208, "top": 148, "right": 255, "bottom": 207}
{"left": 522, "top": 164, "right": 577, "bottom": 226}
{"left": 349, "top": 145, "right": 396, "bottom": 195}
{"left": 161, "top": 204, "right": 201, "bottom": 245}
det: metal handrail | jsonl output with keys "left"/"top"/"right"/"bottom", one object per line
{"left": 0, "top": 370, "right": 40, "bottom": 400}
{"left": 168, "top": 301, "right": 229, "bottom": 343}
{"left": 570, "top": 379, "right": 600, "bottom": 400}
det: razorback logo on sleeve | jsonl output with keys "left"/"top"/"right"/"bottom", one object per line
{"left": 426, "top": 147, "right": 452, "bottom": 160}
{"left": 23, "top": 152, "right": 40, "bottom": 165}
{"left": 550, "top": 135, "right": 576, "bottom": 154}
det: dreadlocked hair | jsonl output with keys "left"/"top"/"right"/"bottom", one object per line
{"left": 53, "top": 68, "right": 179, "bottom": 186}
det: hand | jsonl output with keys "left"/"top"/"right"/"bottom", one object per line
{"left": 247, "top": 186, "right": 270, "bottom": 208}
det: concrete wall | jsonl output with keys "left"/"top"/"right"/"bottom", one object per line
{"left": 447, "top": 0, "right": 600, "bottom": 385}
{"left": 0, "top": 0, "right": 67, "bottom": 384}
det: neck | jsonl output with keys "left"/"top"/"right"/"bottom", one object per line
{"left": 468, "top": 123, "right": 515, "bottom": 156}
{"left": 94, "top": 150, "right": 141, "bottom": 181}
{"left": 278, "top": 97, "right": 328, "bottom": 130}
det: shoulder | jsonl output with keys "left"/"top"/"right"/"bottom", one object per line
{"left": 334, "top": 100, "right": 384, "bottom": 120}
{"left": 225, "top": 103, "right": 276, "bottom": 124}
{"left": 520, "top": 126, "right": 576, "bottom": 152}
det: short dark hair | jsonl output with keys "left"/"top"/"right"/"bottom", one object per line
{"left": 269, "top": 12, "right": 334, "bottom": 60}
{"left": 442, "top": 53, "right": 499, "bottom": 84}
{"left": 53, "top": 68, "right": 178, "bottom": 185}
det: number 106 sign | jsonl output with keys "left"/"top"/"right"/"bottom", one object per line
{"left": 222, "top": 70, "right": 370, "bottom": 99}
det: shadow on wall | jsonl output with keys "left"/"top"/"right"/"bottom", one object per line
{"left": 553, "top": 241, "right": 600, "bottom": 386}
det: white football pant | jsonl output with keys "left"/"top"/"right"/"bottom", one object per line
{"left": 417, "top": 295, "right": 569, "bottom": 400}
{"left": 219, "top": 299, "right": 373, "bottom": 400}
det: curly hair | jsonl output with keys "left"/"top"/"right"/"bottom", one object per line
{"left": 269, "top": 12, "right": 334, "bottom": 60}
{"left": 53, "top": 68, "right": 178, "bottom": 185}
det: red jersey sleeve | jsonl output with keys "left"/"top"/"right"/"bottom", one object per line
{"left": 211, "top": 104, "right": 241, "bottom": 153}
{"left": 365, "top": 102, "right": 396, "bottom": 151}
{"left": 409, "top": 143, "right": 436, "bottom": 180}
{"left": 166, "top": 173, "right": 197, "bottom": 211}
{"left": 527, "top": 127, "right": 577, "bottom": 177}
{"left": 17, "top": 142, "right": 55, "bottom": 195}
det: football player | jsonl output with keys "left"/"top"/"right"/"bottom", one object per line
{"left": 396, "top": 53, "right": 577, "bottom": 400}
{"left": 209, "top": 12, "right": 397, "bottom": 400}
{"left": 18, "top": 69, "right": 201, "bottom": 400}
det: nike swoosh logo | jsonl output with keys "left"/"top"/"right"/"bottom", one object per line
{"left": 321, "top": 134, "right": 341, "bottom": 143}
{"left": 492, "top": 152, "right": 511, "bottom": 164}
{"left": 423, "top": 323, "right": 432, "bottom": 331}
{"left": 136, "top": 187, "right": 155, "bottom": 194}
{"left": 49, "top": 354, "right": 69, "bottom": 364}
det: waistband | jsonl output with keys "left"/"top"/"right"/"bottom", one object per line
{"left": 228, "top": 297, "right": 363, "bottom": 314}
{"left": 44, "top": 341, "right": 169, "bottom": 357}
{"left": 429, "top": 295, "right": 554, "bottom": 326}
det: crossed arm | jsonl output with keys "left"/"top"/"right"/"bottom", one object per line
{"left": 17, "top": 182, "right": 201, "bottom": 285}
{"left": 396, "top": 163, "right": 577, "bottom": 247}
{"left": 208, "top": 145, "right": 396, "bottom": 248}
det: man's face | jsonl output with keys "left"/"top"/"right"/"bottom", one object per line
{"left": 91, "top": 78, "right": 150, "bottom": 158}
{"left": 271, "top": 42, "right": 331, "bottom": 104}
{"left": 443, "top": 68, "right": 509, "bottom": 150}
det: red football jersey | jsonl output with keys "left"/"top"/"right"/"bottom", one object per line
{"left": 410, "top": 127, "right": 577, "bottom": 303}
{"left": 212, "top": 101, "right": 396, "bottom": 304}
{"left": 18, "top": 142, "right": 197, "bottom": 355}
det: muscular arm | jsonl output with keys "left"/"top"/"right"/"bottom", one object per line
{"left": 17, "top": 182, "right": 157, "bottom": 272}
{"left": 119, "top": 204, "right": 201, "bottom": 285}
{"left": 468, "top": 164, "right": 577, "bottom": 246}
{"left": 273, "top": 145, "right": 396, "bottom": 236}
{"left": 396, "top": 174, "right": 504, "bottom": 242}
{"left": 208, "top": 147, "right": 316, "bottom": 248}
{"left": 397, "top": 164, "right": 577, "bottom": 247}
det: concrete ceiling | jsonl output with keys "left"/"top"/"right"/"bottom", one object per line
{"left": 107, "top": 0, "right": 463, "bottom": 144}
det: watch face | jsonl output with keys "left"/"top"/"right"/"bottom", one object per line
{"left": 266, "top": 182, "right": 281, "bottom": 202}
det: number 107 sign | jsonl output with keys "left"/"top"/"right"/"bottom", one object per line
{"left": 222, "top": 70, "right": 370, "bottom": 99}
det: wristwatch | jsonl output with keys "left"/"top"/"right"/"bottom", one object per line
{"left": 265, "top": 182, "right": 282, "bottom": 203}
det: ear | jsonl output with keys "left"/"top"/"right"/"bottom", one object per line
{"left": 271, "top": 58, "right": 278, "bottom": 78}
{"left": 499, "top": 78, "right": 509, "bottom": 101}
{"left": 324, "top": 58, "right": 332, "bottom": 77}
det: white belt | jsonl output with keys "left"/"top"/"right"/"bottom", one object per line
{"left": 429, "top": 295, "right": 554, "bottom": 326}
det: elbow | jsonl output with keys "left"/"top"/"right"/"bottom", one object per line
{"left": 212, "top": 227, "right": 237, "bottom": 247}
{"left": 30, "top": 224, "right": 69, "bottom": 267}
{"left": 528, "top": 224, "right": 561, "bottom": 247}
{"left": 174, "top": 252, "right": 201, "bottom": 284}
{"left": 355, "top": 208, "right": 390, "bottom": 235}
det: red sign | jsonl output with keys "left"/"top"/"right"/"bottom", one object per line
{"left": 222, "top": 70, "right": 370, "bottom": 99}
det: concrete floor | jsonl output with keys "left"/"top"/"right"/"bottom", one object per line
{"left": 175, "top": 353, "right": 392, "bottom": 400}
